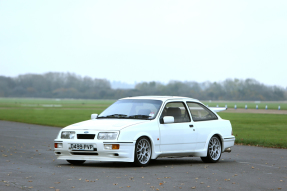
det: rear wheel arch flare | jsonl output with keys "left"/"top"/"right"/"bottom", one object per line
{"left": 201, "top": 135, "right": 222, "bottom": 163}
{"left": 213, "top": 134, "right": 223, "bottom": 150}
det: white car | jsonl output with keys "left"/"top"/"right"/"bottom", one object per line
{"left": 54, "top": 96, "right": 235, "bottom": 166}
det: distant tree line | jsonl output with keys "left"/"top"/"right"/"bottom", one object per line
{"left": 0, "top": 72, "right": 286, "bottom": 101}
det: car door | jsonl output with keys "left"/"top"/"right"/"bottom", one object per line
{"left": 158, "top": 101, "right": 197, "bottom": 152}
{"left": 186, "top": 102, "right": 220, "bottom": 150}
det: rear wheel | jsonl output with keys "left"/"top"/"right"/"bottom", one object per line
{"left": 134, "top": 137, "right": 152, "bottom": 167}
{"left": 66, "top": 160, "right": 86, "bottom": 165}
{"left": 201, "top": 136, "right": 222, "bottom": 163}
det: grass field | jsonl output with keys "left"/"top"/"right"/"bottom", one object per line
{"left": 0, "top": 98, "right": 114, "bottom": 127}
{"left": 0, "top": 98, "right": 286, "bottom": 148}
{"left": 218, "top": 113, "right": 287, "bottom": 148}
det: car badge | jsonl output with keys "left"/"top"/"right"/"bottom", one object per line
{"left": 84, "top": 131, "right": 89, "bottom": 134}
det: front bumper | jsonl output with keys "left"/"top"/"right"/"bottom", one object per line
{"left": 54, "top": 139, "right": 135, "bottom": 162}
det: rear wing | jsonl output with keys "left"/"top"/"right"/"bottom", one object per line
{"left": 208, "top": 107, "right": 227, "bottom": 113}
{"left": 188, "top": 106, "right": 227, "bottom": 113}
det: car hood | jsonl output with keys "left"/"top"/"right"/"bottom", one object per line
{"left": 63, "top": 119, "right": 149, "bottom": 131}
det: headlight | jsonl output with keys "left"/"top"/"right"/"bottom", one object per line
{"left": 97, "top": 132, "right": 118, "bottom": 140}
{"left": 61, "top": 131, "right": 75, "bottom": 139}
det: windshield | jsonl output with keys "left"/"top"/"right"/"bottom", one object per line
{"left": 98, "top": 99, "right": 163, "bottom": 120}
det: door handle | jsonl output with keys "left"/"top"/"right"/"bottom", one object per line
{"left": 189, "top": 125, "right": 193, "bottom": 128}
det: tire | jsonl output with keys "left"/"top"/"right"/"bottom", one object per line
{"left": 66, "top": 160, "right": 86, "bottom": 165}
{"left": 134, "top": 137, "right": 152, "bottom": 167}
{"left": 201, "top": 136, "right": 222, "bottom": 163}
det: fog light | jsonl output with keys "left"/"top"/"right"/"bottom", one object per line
{"left": 104, "top": 144, "right": 112, "bottom": 150}
{"left": 104, "top": 144, "right": 120, "bottom": 150}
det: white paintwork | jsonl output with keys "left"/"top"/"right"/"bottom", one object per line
{"left": 63, "top": 119, "right": 148, "bottom": 131}
{"left": 194, "top": 119, "right": 231, "bottom": 150}
{"left": 54, "top": 96, "right": 235, "bottom": 164}
{"left": 159, "top": 121, "right": 197, "bottom": 152}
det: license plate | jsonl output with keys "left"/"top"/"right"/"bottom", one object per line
{"left": 70, "top": 144, "right": 94, "bottom": 151}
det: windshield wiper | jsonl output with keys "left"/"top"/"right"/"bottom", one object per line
{"left": 97, "top": 114, "right": 128, "bottom": 119}
{"left": 128, "top": 115, "right": 151, "bottom": 120}
{"left": 98, "top": 114, "right": 151, "bottom": 120}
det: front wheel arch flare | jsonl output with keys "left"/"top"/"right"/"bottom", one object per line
{"left": 134, "top": 136, "right": 152, "bottom": 166}
{"left": 133, "top": 134, "right": 155, "bottom": 157}
{"left": 136, "top": 136, "right": 152, "bottom": 157}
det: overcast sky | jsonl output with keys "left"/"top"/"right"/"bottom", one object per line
{"left": 1, "top": 0, "right": 286, "bottom": 88}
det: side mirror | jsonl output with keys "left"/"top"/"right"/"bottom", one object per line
{"left": 163, "top": 116, "right": 174, "bottom": 123}
{"left": 91, "top": 114, "right": 98, "bottom": 120}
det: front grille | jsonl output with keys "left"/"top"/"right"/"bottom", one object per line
{"left": 77, "top": 134, "right": 95, "bottom": 139}
{"left": 70, "top": 152, "right": 98, "bottom": 155}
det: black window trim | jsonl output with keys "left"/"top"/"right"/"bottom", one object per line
{"left": 186, "top": 101, "right": 218, "bottom": 122}
{"left": 159, "top": 101, "right": 191, "bottom": 124}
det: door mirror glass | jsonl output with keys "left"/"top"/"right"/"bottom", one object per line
{"left": 163, "top": 116, "right": 174, "bottom": 123}
{"left": 91, "top": 114, "right": 98, "bottom": 119}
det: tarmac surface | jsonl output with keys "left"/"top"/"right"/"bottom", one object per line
{"left": 0, "top": 120, "right": 286, "bottom": 191}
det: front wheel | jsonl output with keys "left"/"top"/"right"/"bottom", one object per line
{"left": 201, "top": 136, "right": 222, "bottom": 163}
{"left": 66, "top": 160, "right": 86, "bottom": 165}
{"left": 134, "top": 137, "right": 152, "bottom": 167}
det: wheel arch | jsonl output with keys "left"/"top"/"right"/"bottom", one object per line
{"left": 213, "top": 133, "right": 224, "bottom": 151}
{"left": 204, "top": 132, "right": 224, "bottom": 153}
{"left": 134, "top": 134, "right": 155, "bottom": 159}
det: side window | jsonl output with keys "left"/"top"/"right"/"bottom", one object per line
{"left": 187, "top": 102, "right": 218, "bottom": 121}
{"left": 160, "top": 102, "right": 190, "bottom": 123}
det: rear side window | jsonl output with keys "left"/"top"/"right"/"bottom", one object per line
{"left": 160, "top": 102, "right": 190, "bottom": 123}
{"left": 187, "top": 102, "right": 218, "bottom": 121}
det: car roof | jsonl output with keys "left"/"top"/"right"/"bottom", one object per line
{"left": 120, "top": 96, "right": 199, "bottom": 102}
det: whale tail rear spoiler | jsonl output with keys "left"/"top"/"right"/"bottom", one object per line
{"left": 209, "top": 107, "right": 227, "bottom": 113}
